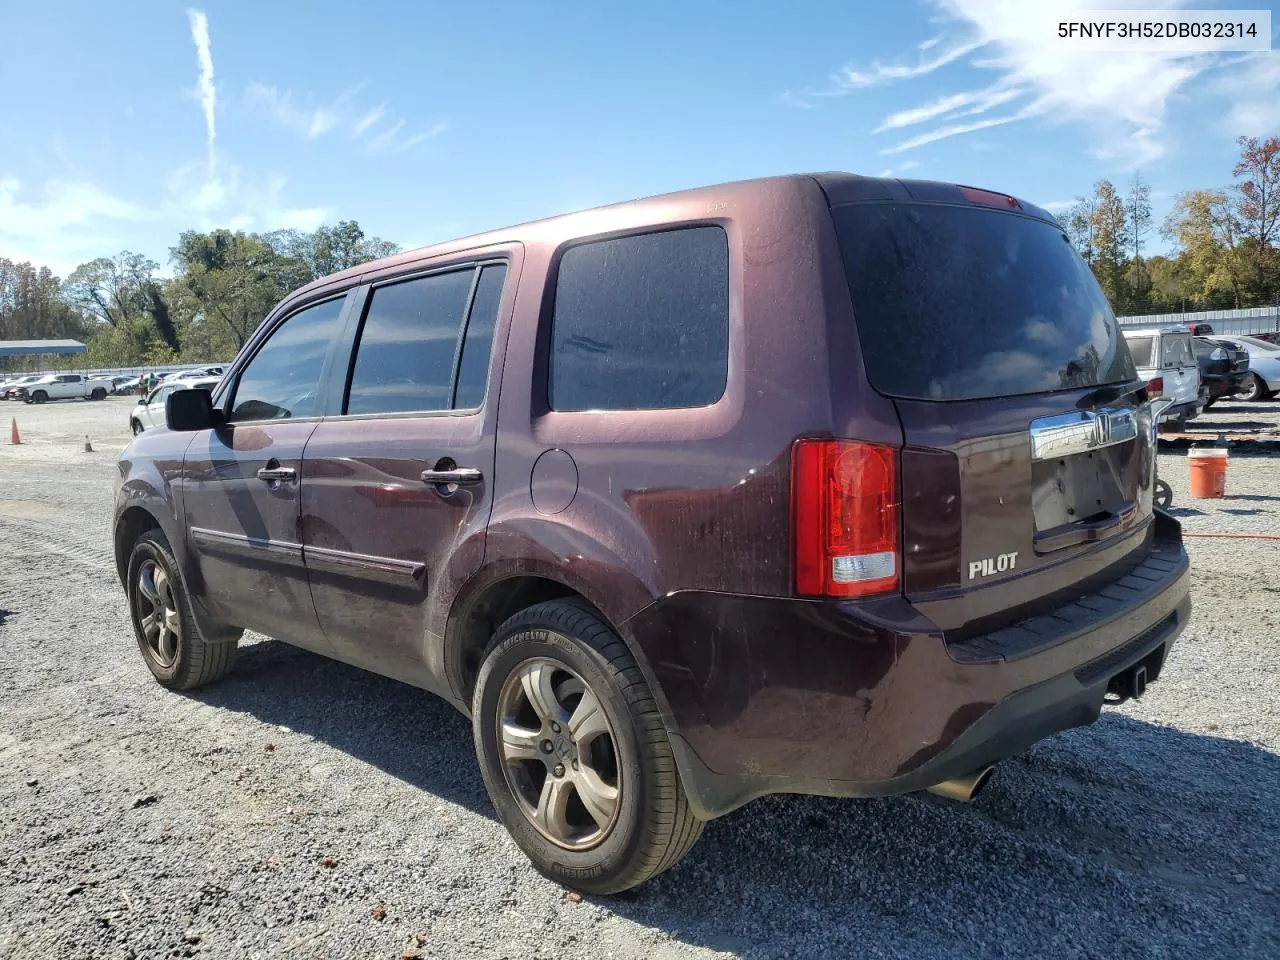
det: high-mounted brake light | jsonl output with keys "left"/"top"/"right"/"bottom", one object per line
{"left": 959, "top": 186, "right": 1021, "bottom": 210}
{"left": 791, "top": 439, "right": 900, "bottom": 598}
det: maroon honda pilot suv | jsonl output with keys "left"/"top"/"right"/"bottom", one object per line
{"left": 114, "top": 174, "right": 1190, "bottom": 893}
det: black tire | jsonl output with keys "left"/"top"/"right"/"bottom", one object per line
{"left": 91, "top": 387, "right": 107, "bottom": 400}
{"left": 1154, "top": 478, "right": 1173, "bottom": 511}
{"left": 125, "top": 527, "right": 239, "bottom": 690}
{"left": 130, "top": 419, "right": 144, "bottom": 436}
{"left": 473, "top": 600, "right": 702, "bottom": 894}
{"left": 1236, "top": 373, "right": 1270, "bottom": 402}
{"left": 31, "top": 390, "right": 47, "bottom": 404}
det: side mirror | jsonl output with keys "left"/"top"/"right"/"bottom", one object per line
{"left": 166, "top": 388, "right": 220, "bottom": 431}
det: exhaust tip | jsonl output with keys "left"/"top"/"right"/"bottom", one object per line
{"left": 925, "top": 765, "right": 996, "bottom": 803}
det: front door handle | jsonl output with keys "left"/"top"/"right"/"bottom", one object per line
{"left": 420, "top": 467, "right": 483, "bottom": 485}
{"left": 257, "top": 466, "right": 297, "bottom": 483}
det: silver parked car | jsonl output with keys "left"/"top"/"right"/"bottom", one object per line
{"left": 129, "top": 377, "right": 221, "bottom": 435}
{"left": 1122, "top": 326, "right": 1203, "bottom": 426}
{"left": 1214, "top": 336, "right": 1280, "bottom": 401}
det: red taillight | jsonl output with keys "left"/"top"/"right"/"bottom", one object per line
{"left": 791, "top": 439, "right": 900, "bottom": 598}
{"left": 959, "top": 185, "right": 1021, "bottom": 210}
{"left": 1145, "top": 376, "right": 1164, "bottom": 397}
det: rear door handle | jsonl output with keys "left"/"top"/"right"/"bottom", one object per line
{"left": 257, "top": 466, "right": 297, "bottom": 483}
{"left": 420, "top": 467, "right": 483, "bottom": 485}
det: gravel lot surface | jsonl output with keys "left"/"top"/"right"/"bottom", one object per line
{"left": 1, "top": 397, "right": 1277, "bottom": 960}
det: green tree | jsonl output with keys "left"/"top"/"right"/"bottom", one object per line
{"left": 0, "top": 259, "right": 88, "bottom": 360}
{"left": 1162, "top": 189, "right": 1246, "bottom": 307}
{"left": 264, "top": 219, "right": 399, "bottom": 283}
{"left": 61, "top": 251, "right": 158, "bottom": 328}
{"left": 171, "top": 230, "right": 292, "bottom": 350}
{"left": 1126, "top": 172, "right": 1153, "bottom": 303}
{"left": 1230, "top": 135, "right": 1280, "bottom": 303}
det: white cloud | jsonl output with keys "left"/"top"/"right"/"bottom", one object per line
{"left": 818, "top": 0, "right": 1268, "bottom": 166}
{"left": 878, "top": 160, "right": 923, "bottom": 177}
{"left": 833, "top": 36, "right": 987, "bottom": 89}
{"left": 875, "top": 80, "right": 1022, "bottom": 131}
{"left": 247, "top": 83, "right": 344, "bottom": 140}
{"left": 186, "top": 9, "right": 216, "bottom": 175}
{"left": 367, "top": 120, "right": 447, "bottom": 154}
{"left": 1211, "top": 52, "right": 1280, "bottom": 135}
{"left": 776, "top": 90, "right": 815, "bottom": 110}
{"left": 883, "top": 98, "right": 1048, "bottom": 154}
{"left": 247, "top": 83, "right": 442, "bottom": 152}
{"left": 352, "top": 104, "right": 387, "bottom": 136}
{"left": 0, "top": 177, "right": 154, "bottom": 274}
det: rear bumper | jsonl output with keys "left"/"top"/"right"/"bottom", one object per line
{"left": 1204, "top": 374, "right": 1249, "bottom": 400}
{"left": 1162, "top": 398, "right": 1203, "bottom": 421}
{"left": 627, "top": 513, "right": 1190, "bottom": 820}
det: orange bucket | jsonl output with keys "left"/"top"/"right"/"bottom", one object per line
{"left": 1187, "top": 448, "right": 1228, "bottom": 499}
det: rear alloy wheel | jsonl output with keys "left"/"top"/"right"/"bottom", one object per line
{"left": 473, "top": 600, "right": 703, "bottom": 894}
{"left": 91, "top": 387, "right": 107, "bottom": 400}
{"left": 496, "top": 658, "right": 622, "bottom": 850}
{"left": 126, "top": 528, "right": 239, "bottom": 689}
{"left": 1236, "top": 373, "right": 1269, "bottom": 402}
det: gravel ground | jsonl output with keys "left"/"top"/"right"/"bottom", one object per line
{"left": 1, "top": 398, "right": 1278, "bottom": 960}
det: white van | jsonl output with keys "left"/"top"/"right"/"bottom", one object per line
{"left": 1122, "top": 326, "right": 1203, "bottom": 426}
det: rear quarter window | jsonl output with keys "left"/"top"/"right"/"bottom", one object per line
{"left": 833, "top": 202, "right": 1136, "bottom": 401}
{"left": 548, "top": 226, "right": 729, "bottom": 412}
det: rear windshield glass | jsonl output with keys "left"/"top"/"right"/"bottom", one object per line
{"left": 833, "top": 203, "right": 1136, "bottom": 401}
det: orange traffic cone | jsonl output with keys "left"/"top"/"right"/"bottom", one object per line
{"left": 9, "top": 418, "right": 19, "bottom": 445}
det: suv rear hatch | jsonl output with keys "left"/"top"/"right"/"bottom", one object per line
{"left": 830, "top": 185, "right": 1155, "bottom": 638}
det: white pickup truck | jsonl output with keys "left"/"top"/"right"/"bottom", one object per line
{"left": 17, "top": 374, "right": 111, "bottom": 404}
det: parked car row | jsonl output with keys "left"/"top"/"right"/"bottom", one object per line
{"left": 0, "top": 373, "right": 112, "bottom": 403}
{"left": 1218, "top": 335, "right": 1280, "bottom": 401}
{"left": 0, "top": 367, "right": 228, "bottom": 403}
{"left": 1121, "top": 325, "right": 1272, "bottom": 426}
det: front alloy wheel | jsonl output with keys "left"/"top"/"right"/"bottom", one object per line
{"left": 497, "top": 658, "right": 621, "bottom": 850}
{"left": 135, "top": 559, "right": 181, "bottom": 667}
{"left": 126, "top": 528, "right": 239, "bottom": 689}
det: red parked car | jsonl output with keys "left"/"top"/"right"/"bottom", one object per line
{"left": 114, "top": 173, "right": 1190, "bottom": 893}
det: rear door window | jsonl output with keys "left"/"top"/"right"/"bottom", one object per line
{"left": 832, "top": 203, "right": 1136, "bottom": 401}
{"left": 1126, "top": 336, "right": 1154, "bottom": 367}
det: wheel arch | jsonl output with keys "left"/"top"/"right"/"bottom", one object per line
{"left": 444, "top": 561, "right": 669, "bottom": 727}
{"left": 114, "top": 504, "right": 165, "bottom": 585}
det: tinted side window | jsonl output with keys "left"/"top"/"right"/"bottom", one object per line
{"left": 549, "top": 227, "right": 729, "bottom": 412}
{"left": 1126, "top": 336, "right": 1154, "bottom": 367}
{"left": 346, "top": 269, "right": 475, "bottom": 415}
{"left": 453, "top": 264, "right": 507, "bottom": 409}
{"left": 231, "top": 297, "right": 346, "bottom": 422}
